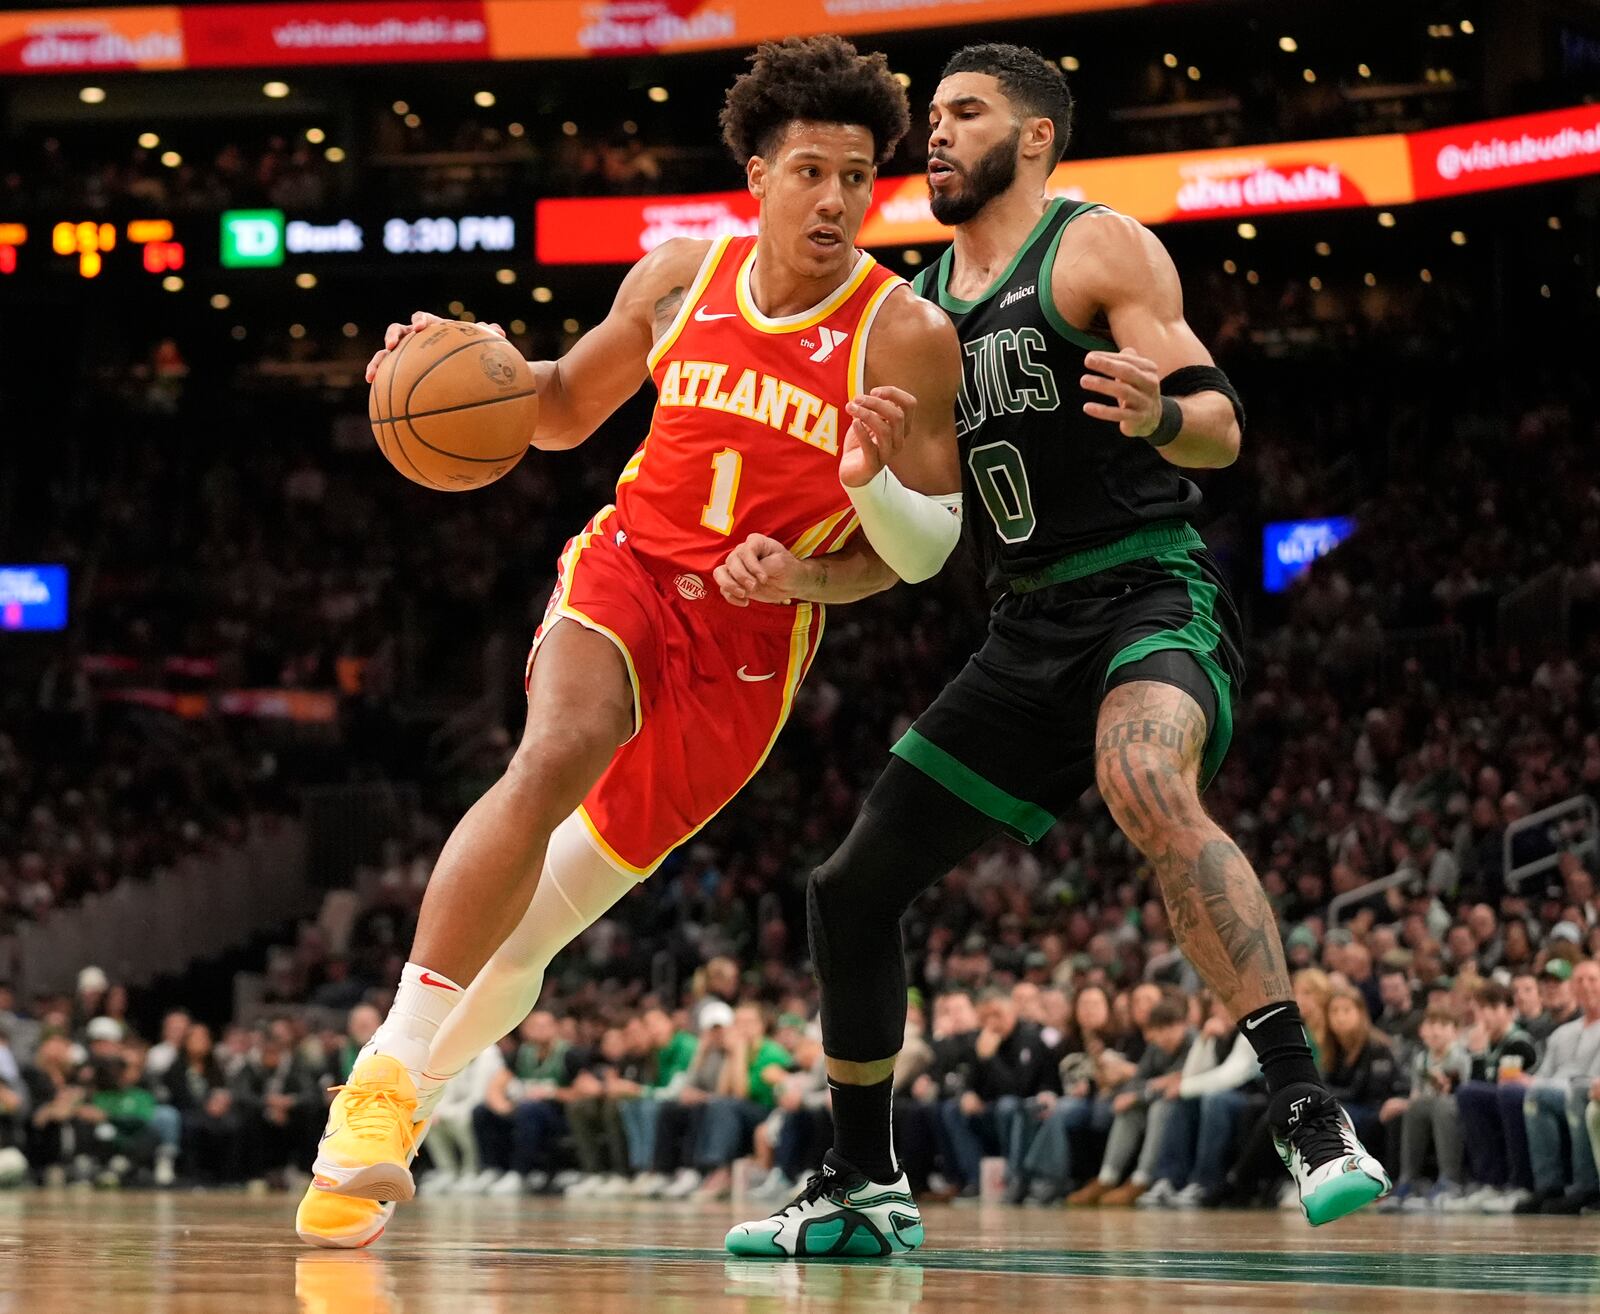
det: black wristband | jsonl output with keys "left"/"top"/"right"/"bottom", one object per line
{"left": 1146, "top": 395, "right": 1184, "bottom": 447}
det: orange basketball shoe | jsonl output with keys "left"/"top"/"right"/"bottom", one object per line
{"left": 311, "top": 1055, "right": 421, "bottom": 1203}
{"left": 295, "top": 1188, "right": 395, "bottom": 1250}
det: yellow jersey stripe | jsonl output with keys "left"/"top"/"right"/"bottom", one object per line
{"left": 734, "top": 248, "right": 878, "bottom": 335}
{"left": 848, "top": 275, "right": 907, "bottom": 400}
{"left": 646, "top": 236, "right": 732, "bottom": 372}
{"left": 791, "top": 507, "right": 851, "bottom": 560}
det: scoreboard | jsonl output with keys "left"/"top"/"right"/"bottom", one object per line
{"left": 0, "top": 209, "right": 521, "bottom": 283}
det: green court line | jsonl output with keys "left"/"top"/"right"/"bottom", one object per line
{"left": 478, "top": 1244, "right": 1600, "bottom": 1297}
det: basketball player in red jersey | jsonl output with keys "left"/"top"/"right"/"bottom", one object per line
{"left": 296, "top": 37, "right": 964, "bottom": 1248}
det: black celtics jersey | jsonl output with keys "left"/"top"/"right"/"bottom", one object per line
{"left": 912, "top": 199, "right": 1201, "bottom": 590}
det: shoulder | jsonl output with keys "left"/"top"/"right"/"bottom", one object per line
{"left": 625, "top": 237, "right": 715, "bottom": 298}
{"left": 865, "top": 282, "right": 960, "bottom": 378}
{"left": 1057, "top": 207, "right": 1176, "bottom": 298}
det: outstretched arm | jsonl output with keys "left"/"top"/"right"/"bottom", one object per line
{"left": 1062, "top": 212, "right": 1241, "bottom": 470}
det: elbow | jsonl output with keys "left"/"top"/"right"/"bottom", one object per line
{"left": 1214, "top": 422, "right": 1242, "bottom": 468}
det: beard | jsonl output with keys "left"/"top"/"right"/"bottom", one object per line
{"left": 928, "top": 126, "right": 1022, "bottom": 226}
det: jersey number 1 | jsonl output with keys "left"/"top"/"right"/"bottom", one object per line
{"left": 701, "top": 448, "right": 743, "bottom": 535}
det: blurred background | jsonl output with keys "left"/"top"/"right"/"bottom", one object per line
{"left": 0, "top": 0, "right": 1598, "bottom": 1213}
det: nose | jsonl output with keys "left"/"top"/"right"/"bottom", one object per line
{"left": 929, "top": 113, "right": 952, "bottom": 151}
{"left": 815, "top": 177, "right": 845, "bottom": 221}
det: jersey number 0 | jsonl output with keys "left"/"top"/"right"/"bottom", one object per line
{"left": 968, "top": 440, "right": 1037, "bottom": 543}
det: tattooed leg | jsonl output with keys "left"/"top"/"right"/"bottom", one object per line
{"left": 1094, "top": 679, "right": 1291, "bottom": 1015}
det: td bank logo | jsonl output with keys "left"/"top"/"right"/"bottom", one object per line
{"left": 221, "top": 210, "right": 285, "bottom": 267}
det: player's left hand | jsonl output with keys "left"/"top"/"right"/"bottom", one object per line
{"left": 1081, "top": 347, "right": 1163, "bottom": 438}
{"left": 715, "top": 533, "right": 814, "bottom": 607}
{"left": 840, "top": 385, "right": 916, "bottom": 487}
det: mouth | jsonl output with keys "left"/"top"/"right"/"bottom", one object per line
{"left": 927, "top": 158, "right": 958, "bottom": 188}
{"left": 805, "top": 226, "right": 844, "bottom": 254}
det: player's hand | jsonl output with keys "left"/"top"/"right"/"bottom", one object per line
{"left": 364, "top": 311, "right": 506, "bottom": 383}
{"left": 715, "top": 534, "right": 814, "bottom": 607}
{"left": 840, "top": 385, "right": 916, "bottom": 488}
{"left": 1081, "top": 347, "right": 1163, "bottom": 438}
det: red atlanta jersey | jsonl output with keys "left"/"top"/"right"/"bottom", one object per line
{"left": 611, "top": 235, "right": 906, "bottom": 598}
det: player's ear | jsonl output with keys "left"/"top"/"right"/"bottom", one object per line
{"left": 1020, "top": 115, "right": 1055, "bottom": 164}
{"left": 746, "top": 154, "right": 767, "bottom": 200}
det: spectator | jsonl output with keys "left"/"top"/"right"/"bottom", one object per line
{"left": 1516, "top": 959, "right": 1600, "bottom": 1214}
{"left": 565, "top": 1027, "right": 636, "bottom": 1194}
{"left": 1379, "top": 1007, "right": 1471, "bottom": 1212}
{"left": 232, "top": 1020, "right": 320, "bottom": 1186}
{"left": 646, "top": 1000, "right": 735, "bottom": 1200}
{"left": 937, "top": 989, "right": 1046, "bottom": 1200}
{"left": 622, "top": 1008, "right": 694, "bottom": 1195}
{"left": 1452, "top": 981, "right": 1539, "bottom": 1213}
{"left": 0, "top": 1021, "right": 26, "bottom": 1154}
{"left": 1071, "top": 997, "right": 1193, "bottom": 1206}
{"left": 1013, "top": 986, "right": 1115, "bottom": 1204}
{"left": 145, "top": 1010, "right": 191, "bottom": 1082}
{"left": 748, "top": 1022, "right": 830, "bottom": 1202}
{"left": 1325, "top": 987, "right": 1404, "bottom": 1154}
{"left": 473, "top": 1010, "right": 582, "bottom": 1195}
{"left": 419, "top": 1044, "right": 503, "bottom": 1195}
{"left": 694, "top": 1003, "right": 793, "bottom": 1200}
{"left": 1376, "top": 965, "right": 1422, "bottom": 1046}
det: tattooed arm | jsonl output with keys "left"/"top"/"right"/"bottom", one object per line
{"left": 529, "top": 237, "right": 711, "bottom": 451}
{"left": 1094, "top": 679, "right": 1292, "bottom": 1015}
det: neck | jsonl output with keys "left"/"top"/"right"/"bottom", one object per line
{"left": 749, "top": 236, "right": 853, "bottom": 318}
{"left": 951, "top": 181, "right": 1053, "bottom": 281}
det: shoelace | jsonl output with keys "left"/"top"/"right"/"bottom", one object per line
{"left": 1289, "top": 1107, "right": 1351, "bottom": 1171}
{"left": 327, "top": 1083, "right": 418, "bottom": 1152}
{"left": 774, "top": 1169, "right": 841, "bottom": 1218}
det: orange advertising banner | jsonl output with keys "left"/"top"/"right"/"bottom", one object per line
{"left": 859, "top": 133, "right": 1415, "bottom": 244}
{"left": 0, "top": 6, "right": 184, "bottom": 72}
{"left": 485, "top": 0, "right": 1170, "bottom": 60}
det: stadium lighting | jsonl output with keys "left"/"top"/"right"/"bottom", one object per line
{"left": 1060, "top": 56, "right": 1080, "bottom": 71}
{"left": 1540, "top": 284, "right": 1551, "bottom": 299}
{"left": 343, "top": 323, "right": 359, "bottom": 338}
{"left": 902, "top": 249, "right": 922, "bottom": 266}
{"left": 620, "top": 120, "right": 636, "bottom": 135}
{"left": 509, "top": 122, "right": 527, "bottom": 138}
{"left": 289, "top": 323, "right": 306, "bottom": 339}
{"left": 495, "top": 268, "right": 516, "bottom": 285}
{"left": 263, "top": 81, "right": 290, "bottom": 99}
{"left": 1450, "top": 230, "right": 1468, "bottom": 246}
{"left": 1245, "top": 270, "right": 1259, "bottom": 284}
{"left": 306, "top": 128, "right": 325, "bottom": 144}
{"left": 79, "top": 86, "right": 106, "bottom": 104}
{"left": 1377, "top": 211, "right": 1396, "bottom": 228}
{"left": 1278, "top": 36, "right": 1298, "bottom": 53}
{"left": 1315, "top": 241, "right": 1332, "bottom": 256}
{"left": 392, "top": 101, "right": 409, "bottom": 115}
{"left": 403, "top": 114, "right": 421, "bottom": 128}
{"left": 230, "top": 325, "right": 247, "bottom": 340}
{"left": 648, "top": 86, "right": 669, "bottom": 103}
{"left": 138, "top": 132, "right": 159, "bottom": 149}
{"left": 210, "top": 293, "right": 230, "bottom": 309}
{"left": 295, "top": 272, "right": 317, "bottom": 289}
{"left": 474, "top": 91, "right": 496, "bottom": 108}
{"left": 532, "top": 286, "right": 553, "bottom": 303}
{"left": 162, "top": 275, "right": 183, "bottom": 292}
{"left": 563, "top": 318, "right": 580, "bottom": 334}
{"left": 1548, "top": 216, "right": 1562, "bottom": 230}
{"left": 1303, "top": 68, "right": 1317, "bottom": 83}
{"left": 161, "top": 151, "right": 182, "bottom": 168}
{"left": 1460, "top": 19, "right": 1475, "bottom": 34}
{"left": 1187, "top": 66, "right": 1201, "bottom": 81}
{"left": 448, "top": 300, "right": 465, "bottom": 315}
{"left": 1309, "top": 276, "right": 1323, "bottom": 290}
{"left": 1162, "top": 53, "right": 1178, "bottom": 68}
{"left": 1363, "top": 272, "right": 1377, "bottom": 287}
{"left": 1222, "top": 259, "right": 1237, "bottom": 274}
{"left": 893, "top": 73, "right": 911, "bottom": 88}
{"left": 561, "top": 121, "right": 578, "bottom": 137}
{"left": 1358, "top": 63, "right": 1372, "bottom": 78}
{"left": 325, "top": 147, "right": 346, "bottom": 163}
{"left": 1420, "top": 269, "right": 1433, "bottom": 283}
{"left": 510, "top": 319, "right": 527, "bottom": 335}
{"left": 1237, "top": 222, "right": 1257, "bottom": 239}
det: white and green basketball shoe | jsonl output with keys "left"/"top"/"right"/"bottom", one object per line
{"left": 1270, "top": 1084, "right": 1391, "bottom": 1226}
{"left": 725, "top": 1152, "right": 923, "bottom": 1259}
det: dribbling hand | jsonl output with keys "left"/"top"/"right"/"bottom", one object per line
{"left": 364, "top": 310, "right": 507, "bottom": 383}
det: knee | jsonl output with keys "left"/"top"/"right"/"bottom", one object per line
{"left": 1093, "top": 742, "right": 1201, "bottom": 847}
{"left": 503, "top": 728, "right": 604, "bottom": 826}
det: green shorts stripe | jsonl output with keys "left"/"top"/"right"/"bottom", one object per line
{"left": 1102, "top": 546, "right": 1235, "bottom": 788}
{"left": 891, "top": 727, "right": 1057, "bottom": 843}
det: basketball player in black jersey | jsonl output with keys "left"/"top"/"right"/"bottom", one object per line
{"left": 725, "top": 44, "right": 1388, "bottom": 1258}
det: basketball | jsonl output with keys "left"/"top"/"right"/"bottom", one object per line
{"left": 369, "top": 319, "right": 538, "bottom": 491}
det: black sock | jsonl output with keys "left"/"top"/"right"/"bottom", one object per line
{"left": 828, "top": 1075, "right": 897, "bottom": 1182}
{"left": 1240, "top": 1001, "right": 1324, "bottom": 1095}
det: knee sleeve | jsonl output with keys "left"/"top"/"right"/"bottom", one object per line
{"left": 427, "top": 813, "right": 637, "bottom": 1078}
{"left": 812, "top": 756, "right": 1002, "bottom": 1063}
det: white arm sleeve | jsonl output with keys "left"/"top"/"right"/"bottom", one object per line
{"left": 843, "top": 465, "right": 963, "bottom": 584}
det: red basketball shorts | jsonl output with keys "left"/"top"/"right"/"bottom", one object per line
{"left": 526, "top": 507, "right": 825, "bottom": 877}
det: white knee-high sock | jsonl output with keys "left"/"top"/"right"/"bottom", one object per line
{"left": 415, "top": 813, "right": 637, "bottom": 1118}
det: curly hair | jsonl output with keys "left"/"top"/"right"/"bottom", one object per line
{"left": 720, "top": 36, "right": 910, "bottom": 167}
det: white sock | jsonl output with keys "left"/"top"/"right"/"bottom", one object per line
{"left": 364, "top": 961, "right": 466, "bottom": 1088}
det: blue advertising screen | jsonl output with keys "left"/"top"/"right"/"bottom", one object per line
{"left": 1262, "top": 518, "right": 1356, "bottom": 594}
{"left": 0, "top": 565, "right": 69, "bottom": 631}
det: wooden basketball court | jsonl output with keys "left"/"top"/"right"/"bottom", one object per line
{"left": 4, "top": 1192, "right": 1594, "bottom": 1312}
